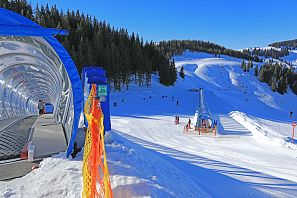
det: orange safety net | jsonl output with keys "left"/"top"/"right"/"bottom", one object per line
{"left": 82, "top": 84, "right": 113, "bottom": 198}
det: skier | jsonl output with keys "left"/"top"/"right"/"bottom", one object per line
{"left": 42, "top": 100, "right": 45, "bottom": 114}
{"left": 187, "top": 118, "right": 191, "bottom": 129}
{"left": 202, "top": 119, "right": 206, "bottom": 128}
{"left": 175, "top": 115, "right": 179, "bottom": 125}
{"left": 176, "top": 100, "right": 179, "bottom": 106}
{"left": 214, "top": 120, "right": 217, "bottom": 127}
{"left": 290, "top": 110, "right": 293, "bottom": 119}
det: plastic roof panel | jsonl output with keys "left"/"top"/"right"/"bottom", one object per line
{"left": 0, "top": 36, "right": 69, "bottom": 119}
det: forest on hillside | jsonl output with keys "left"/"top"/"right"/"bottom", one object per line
{"left": 269, "top": 39, "right": 297, "bottom": 50}
{"left": 157, "top": 40, "right": 262, "bottom": 62}
{"left": 242, "top": 48, "right": 289, "bottom": 59}
{"left": 241, "top": 60, "right": 297, "bottom": 95}
{"left": 0, "top": 0, "right": 177, "bottom": 90}
{"left": 1, "top": 0, "right": 296, "bottom": 94}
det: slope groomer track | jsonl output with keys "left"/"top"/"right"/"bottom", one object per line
{"left": 110, "top": 51, "right": 297, "bottom": 197}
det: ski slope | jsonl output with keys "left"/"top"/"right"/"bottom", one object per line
{"left": 110, "top": 51, "right": 297, "bottom": 197}
{"left": 1, "top": 51, "right": 297, "bottom": 197}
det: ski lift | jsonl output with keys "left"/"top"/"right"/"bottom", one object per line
{"left": 184, "top": 88, "right": 217, "bottom": 136}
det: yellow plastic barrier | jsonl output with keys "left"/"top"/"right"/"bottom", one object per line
{"left": 82, "top": 84, "right": 113, "bottom": 198}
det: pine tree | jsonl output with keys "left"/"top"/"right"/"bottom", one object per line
{"left": 247, "top": 60, "right": 253, "bottom": 70}
{"left": 271, "top": 77, "right": 277, "bottom": 92}
{"left": 258, "top": 65, "right": 265, "bottom": 82}
{"left": 241, "top": 60, "right": 247, "bottom": 72}
{"left": 254, "top": 65, "right": 259, "bottom": 76}
{"left": 277, "top": 76, "right": 287, "bottom": 94}
{"left": 179, "top": 66, "right": 185, "bottom": 79}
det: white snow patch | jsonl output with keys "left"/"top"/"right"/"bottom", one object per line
{"left": 230, "top": 111, "right": 297, "bottom": 149}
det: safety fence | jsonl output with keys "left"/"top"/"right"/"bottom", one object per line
{"left": 82, "top": 84, "right": 113, "bottom": 198}
{"left": 183, "top": 124, "right": 217, "bottom": 136}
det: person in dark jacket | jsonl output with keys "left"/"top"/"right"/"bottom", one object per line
{"left": 38, "top": 100, "right": 43, "bottom": 115}
{"left": 187, "top": 118, "right": 191, "bottom": 128}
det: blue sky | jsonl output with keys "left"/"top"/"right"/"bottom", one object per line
{"left": 29, "top": 0, "right": 297, "bottom": 49}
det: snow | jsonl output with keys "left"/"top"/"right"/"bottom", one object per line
{"left": 1, "top": 132, "right": 209, "bottom": 198}
{"left": 282, "top": 50, "right": 297, "bottom": 69}
{"left": 230, "top": 111, "right": 297, "bottom": 149}
{"left": 0, "top": 153, "right": 83, "bottom": 198}
{"left": 109, "top": 51, "right": 297, "bottom": 196}
{"left": 1, "top": 50, "right": 297, "bottom": 197}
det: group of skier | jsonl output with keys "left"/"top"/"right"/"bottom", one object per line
{"left": 175, "top": 115, "right": 218, "bottom": 132}
{"left": 37, "top": 100, "right": 46, "bottom": 115}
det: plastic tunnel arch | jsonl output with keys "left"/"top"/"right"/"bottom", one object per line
{"left": 0, "top": 8, "right": 82, "bottom": 157}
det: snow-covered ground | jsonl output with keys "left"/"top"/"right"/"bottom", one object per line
{"left": 1, "top": 51, "right": 297, "bottom": 197}
{"left": 283, "top": 50, "right": 297, "bottom": 69}
{"left": 109, "top": 51, "right": 297, "bottom": 197}
{"left": 1, "top": 132, "right": 209, "bottom": 198}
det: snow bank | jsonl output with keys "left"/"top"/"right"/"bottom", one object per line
{"left": 230, "top": 111, "right": 297, "bottom": 149}
{"left": 0, "top": 152, "right": 83, "bottom": 198}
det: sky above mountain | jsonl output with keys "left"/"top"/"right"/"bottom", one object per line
{"left": 29, "top": 0, "right": 297, "bottom": 49}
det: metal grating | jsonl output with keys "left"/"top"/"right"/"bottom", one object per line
{"left": 0, "top": 116, "right": 38, "bottom": 160}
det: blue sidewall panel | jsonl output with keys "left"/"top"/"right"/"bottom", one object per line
{"left": 102, "top": 84, "right": 111, "bottom": 131}
{"left": 45, "top": 37, "right": 83, "bottom": 157}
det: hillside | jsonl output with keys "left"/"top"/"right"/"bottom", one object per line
{"left": 269, "top": 39, "right": 297, "bottom": 50}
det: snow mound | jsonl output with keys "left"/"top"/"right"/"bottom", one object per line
{"left": 230, "top": 111, "right": 297, "bottom": 149}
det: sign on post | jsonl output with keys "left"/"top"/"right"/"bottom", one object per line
{"left": 97, "top": 85, "right": 107, "bottom": 97}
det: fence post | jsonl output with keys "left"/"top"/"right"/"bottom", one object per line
{"left": 292, "top": 122, "right": 296, "bottom": 143}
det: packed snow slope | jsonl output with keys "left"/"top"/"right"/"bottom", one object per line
{"left": 1, "top": 51, "right": 297, "bottom": 198}
{"left": 1, "top": 132, "right": 209, "bottom": 198}
{"left": 110, "top": 51, "right": 297, "bottom": 197}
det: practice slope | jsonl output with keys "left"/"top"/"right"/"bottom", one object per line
{"left": 110, "top": 51, "right": 297, "bottom": 197}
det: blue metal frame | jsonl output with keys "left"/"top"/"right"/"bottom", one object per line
{"left": 82, "top": 66, "right": 111, "bottom": 131}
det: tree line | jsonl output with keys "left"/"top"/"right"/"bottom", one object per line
{"left": 0, "top": 0, "right": 177, "bottom": 90}
{"left": 269, "top": 39, "right": 297, "bottom": 50}
{"left": 157, "top": 40, "right": 262, "bottom": 62}
{"left": 246, "top": 60, "right": 297, "bottom": 95}
{"left": 242, "top": 48, "right": 289, "bottom": 59}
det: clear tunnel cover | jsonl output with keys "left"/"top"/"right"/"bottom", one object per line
{"left": 0, "top": 36, "right": 74, "bottom": 141}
